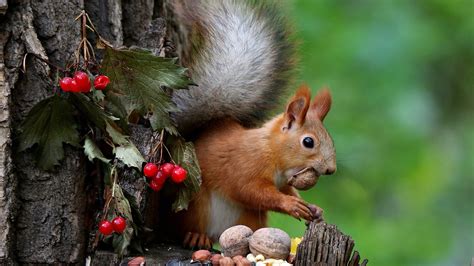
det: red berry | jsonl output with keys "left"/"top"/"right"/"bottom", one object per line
{"left": 143, "top": 163, "right": 159, "bottom": 178}
{"left": 112, "top": 216, "right": 126, "bottom": 234}
{"left": 59, "top": 77, "right": 73, "bottom": 92}
{"left": 69, "top": 79, "right": 81, "bottom": 92}
{"left": 153, "top": 170, "right": 167, "bottom": 185}
{"left": 149, "top": 179, "right": 164, "bottom": 191}
{"left": 94, "top": 75, "right": 110, "bottom": 90}
{"left": 160, "top": 163, "right": 175, "bottom": 178}
{"left": 98, "top": 220, "right": 114, "bottom": 235}
{"left": 171, "top": 166, "right": 187, "bottom": 183}
{"left": 73, "top": 71, "right": 91, "bottom": 92}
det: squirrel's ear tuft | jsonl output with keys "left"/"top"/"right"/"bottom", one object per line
{"left": 310, "top": 87, "right": 332, "bottom": 121}
{"left": 283, "top": 85, "right": 311, "bottom": 131}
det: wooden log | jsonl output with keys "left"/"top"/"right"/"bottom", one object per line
{"left": 295, "top": 221, "right": 368, "bottom": 266}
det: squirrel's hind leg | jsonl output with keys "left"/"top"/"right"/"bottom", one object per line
{"left": 183, "top": 232, "right": 213, "bottom": 250}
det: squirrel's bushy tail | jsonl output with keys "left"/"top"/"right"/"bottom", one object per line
{"left": 171, "top": 0, "right": 296, "bottom": 133}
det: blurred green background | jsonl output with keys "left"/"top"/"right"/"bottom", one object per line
{"left": 269, "top": 0, "right": 474, "bottom": 265}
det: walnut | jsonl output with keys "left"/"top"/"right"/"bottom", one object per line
{"left": 249, "top": 228, "right": 291, "bottom": 260}
{"left": 287, "top": 168, "right": 319, "bottom": 190}
{"left": 219, "top": 225, "right": 253, "bottom": 257}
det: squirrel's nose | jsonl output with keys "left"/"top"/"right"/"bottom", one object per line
{"left": 325, "top": 166, "right": 336, "bottom": 175}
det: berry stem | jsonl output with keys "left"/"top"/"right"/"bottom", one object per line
{"left": 162, "top": 141, "right": 176, "bottom": 165}
{"left": 81, "top": 11, "right": 88, "bottom": 64}
{"left": 23, "top": 53, "right": 68, "bottom": 73}
{"left": 159, "top": 129, "right": 164, "bottom": 163}
{"left": 111, "top": 165, "right": 117, "bottom": 198}
{"left": 147, "top": 129, "right": 165, "bottom": 164}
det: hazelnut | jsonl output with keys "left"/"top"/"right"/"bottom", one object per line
{"left": 219, "top": 225, "right": 253, "bottom": 257}
{"left": 127, "top": 256, "right": 145, "bottom": 266}
{"left": 192, "top": 249, "right": 211, "bottom": 262}
{"left": 232, "top": 255, "right": 243, "bottom": 263}
{"left": 237, "top": 258, "right": 251, "bottom": 266}
{"left": 249, "top": 228, "right": 291, "bottom": 260}
{"left": 211, "top": 254, "right": 223, "bottom": 265}
{"left": 219, "top": 256, "right": 235, "bottom": 266}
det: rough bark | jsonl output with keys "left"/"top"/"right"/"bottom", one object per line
{"left": 0, "top": 17, "right": 14, "bottom": 266}
{"left": 2, "top": 0, "right": 87, "bottom": 264}
{"left": 84, "top": 0, "right": 123, "bottom": 47}
{"left": 0, "top": 0, "right": 169, "bottom": 264}
{"left": 295, "top": 221, "right": 368, "bottom": 266}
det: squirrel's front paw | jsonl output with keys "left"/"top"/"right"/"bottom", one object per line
{"left": 281, "top": 196, "right": 313, "bottom": 221}
{"left": 308, "top": 204, "right": 324, "bottom": 222}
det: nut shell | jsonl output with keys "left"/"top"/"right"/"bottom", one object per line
{"left": 211, "top": 254, "right": 223, "bottom": 265}
{"left": 219, "top": 225, "right": 253, "bottom": 257}
{"left": 192, "top": 250, "right": 211, "bottom": 262}
{"left": 219, "top": 257, "right": 235, "bottom": 266}
{"left": 249, "top": 228, "right": 291, "bottom": 260}
{"left": 287, "top": 168, "right": 318, "bottom": 190}
{"left": 232, "top": 255, "right": 244, "bottom": 263}
{"left": 234, "top": 256, "right": 251, "bottom": 266}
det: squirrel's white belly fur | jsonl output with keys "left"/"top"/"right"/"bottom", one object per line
{"left": 207, "top": 192, "right": 242, "bottom": 240}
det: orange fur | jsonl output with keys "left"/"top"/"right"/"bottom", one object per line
{"left": 178, "top": 85, "right": 336, "bottom": 242}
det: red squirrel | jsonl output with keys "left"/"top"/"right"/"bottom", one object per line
{"left": 167, "top": 1, "right": 336, "bottom": 248}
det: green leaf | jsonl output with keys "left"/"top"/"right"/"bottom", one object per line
{"left": 101, "top": 47, "right": 190, "bottom": 131}
{"left": 168, "top": 137, "right": 202, "bottom": 212}
{"left": 112, "top": 230, "right": 132, "bottom": 257}
{"left": 83, "top": 137, "right": 110, "bottom": 163}
{"left": 150, "top": 113, "right": 179, "bottom": 136}
{"left": 69, "top": 93, "right": 119, "bottom": 131}
{"left": 105, "top": 120, "right": 145, "bottom": 169}
{"left": 69, "top": 87, "right": 145, "bottom": 170}
{"left": 18, "top": 95, "right": 80, "bottom": 170}
{"left": 110, "top": 184, "right": 134, "bottom": 256}
{"left": 105, "top": 121, "right": 129, "bottom": 146}
{"left": 115, "top": 143, "right": 145, "bottom": 169}
{"left": 92, "top": 89, "right": 105, "bottom": 102}
{"left": 112, "top": 183, "right": 134, "bottom": 221}
{"left": 104, "top": 91, "right": 129, "bottom": 127}
{"left": 121, "top": 189, "right": 144, "bottom": 253}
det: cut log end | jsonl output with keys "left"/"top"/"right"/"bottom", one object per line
{"left": 295, "top": 221, "right": 368, "bottom": 266}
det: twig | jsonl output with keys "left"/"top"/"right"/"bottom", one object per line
{"left": 22, "top": 53, "right": 67, "bottom": 73}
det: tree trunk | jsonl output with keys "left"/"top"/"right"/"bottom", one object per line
{"left": 0, "top": 0, "right": 167, "bottom": 264}
{"left": 1, "top": 1, "right": 86, "bottom": 263}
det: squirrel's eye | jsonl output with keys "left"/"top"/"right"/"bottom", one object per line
{"left": 302, "top": 137, "right": 314, "bottom": 148}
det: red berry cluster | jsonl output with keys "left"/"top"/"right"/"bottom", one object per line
{"left": 98, "top": 216, "right": 126, "bottom": 236}
{"left": 143, "top": 162, "right": 187, "bottom": 191}
{"left": 59, "top": 71, "right": 110, "bottom": 93}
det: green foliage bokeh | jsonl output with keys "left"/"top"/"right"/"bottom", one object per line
{"left": 269, "top": 1, "right": 474, "bottom": 265}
